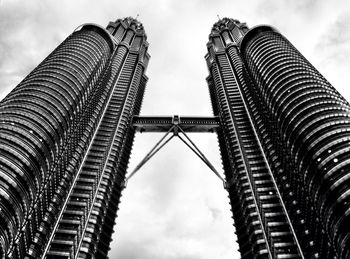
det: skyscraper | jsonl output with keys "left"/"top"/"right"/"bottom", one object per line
{"left": 0, "top": 18, "right": 149, "bottom": 258}
{"left": 206, "top": 18, "right": 350, "bottom": 258}
{"left": 1, "top": 14, "right": 350, "bottom": 259}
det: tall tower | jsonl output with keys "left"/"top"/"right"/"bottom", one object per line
{"left": 2, "top": 15, "right": 350, "bottom": 259}
{"left": 0, "top": 18, "right": 149, "bottom": 258}
{"left": 206, "top": 18, "right": 350, "bottom": 258}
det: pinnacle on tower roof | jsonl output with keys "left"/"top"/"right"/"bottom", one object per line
{"left": 211, "top": 17, "right": 249, "bottom": 33}
{"left": 113, "top": 17, "right": 145, "bottom": 32}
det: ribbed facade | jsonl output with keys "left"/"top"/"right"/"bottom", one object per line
{"left": 206, "top": 18, "right": 350, "bottom": 258}
{"left": 206, "top": 18, "right": 303, "bottom": 259}
{"left": 2, "top": 14, "right": 350, "bottom": 259}
{"left": 0, "top": 18, "right": 149, "bottom": 259}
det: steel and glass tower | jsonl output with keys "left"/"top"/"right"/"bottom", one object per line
{"left": 0, "top": 18, "right": 149, "bottom": 258}
{"left": 2, "top": 15, "right": 350, "bottom": 259}
{"left": 206, "top": 18, "right": 350, "bottom": 258}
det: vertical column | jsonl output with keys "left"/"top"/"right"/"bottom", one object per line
{"left": 44, "top": 18, "right": 150, "bottom": 259}
{"left": 240, "top": 25, "right": 350, "bottom": 258}
{"left": 0, "top": 25, "right": 114, "bottom": 258}
{"left": 206, "top": 18, "right": 303, "bottom": 258}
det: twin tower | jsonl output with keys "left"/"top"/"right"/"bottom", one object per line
{"left": 0, "top": 17, "right": 350, "bottom": 259}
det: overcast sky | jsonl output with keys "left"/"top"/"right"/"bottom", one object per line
{"left": 1, "top": 0, "right": 350, "bottom": 258}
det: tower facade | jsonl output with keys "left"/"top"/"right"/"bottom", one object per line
{"left": 1, "top": 15, "right": 350, "bottom": 259}
{"left": 0, "top": 18, "right": 149, "bottom": 258}
{"left": 206, "top": 18, "right": 350, "bottom": 258}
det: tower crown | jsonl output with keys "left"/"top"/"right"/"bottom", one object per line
{"left": 210, "top": 18, "right": 249, "bottom": 38}
{"left": 107, "top": 17, "right": 147, "bottom": 40}
{"left": 116, "top": 17, "right": 145, "bottom": 32}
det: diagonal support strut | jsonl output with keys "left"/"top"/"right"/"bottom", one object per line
{"left": 177, "top": 127, "right": 227, "bottom": 188}
{"left": 123, "top": 126, "right": 175, "bottom": 187}
{"left": 124, "top": 117, "right": 226, "bottom": 189}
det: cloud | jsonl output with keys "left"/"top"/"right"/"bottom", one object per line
{"left": 0, "top": 0, "right": 72, "bottom": 99}
{"left": 1, "top": 0, "right": 350, "bottom": 259}
{"left": 311, "top": 12, "right": 350, "bottom": 99}
{"left": 315, "top": 13, "right": 350, "bottom": 52}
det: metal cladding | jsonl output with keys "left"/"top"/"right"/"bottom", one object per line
{"left": 207, "top": 17, "right": 350, "bottom": 258}
{"left": 0, "top": 17, "right": 149, "bottom": 258}
{"left": 1, "top": 14, "right": 350, "bottom": 259}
